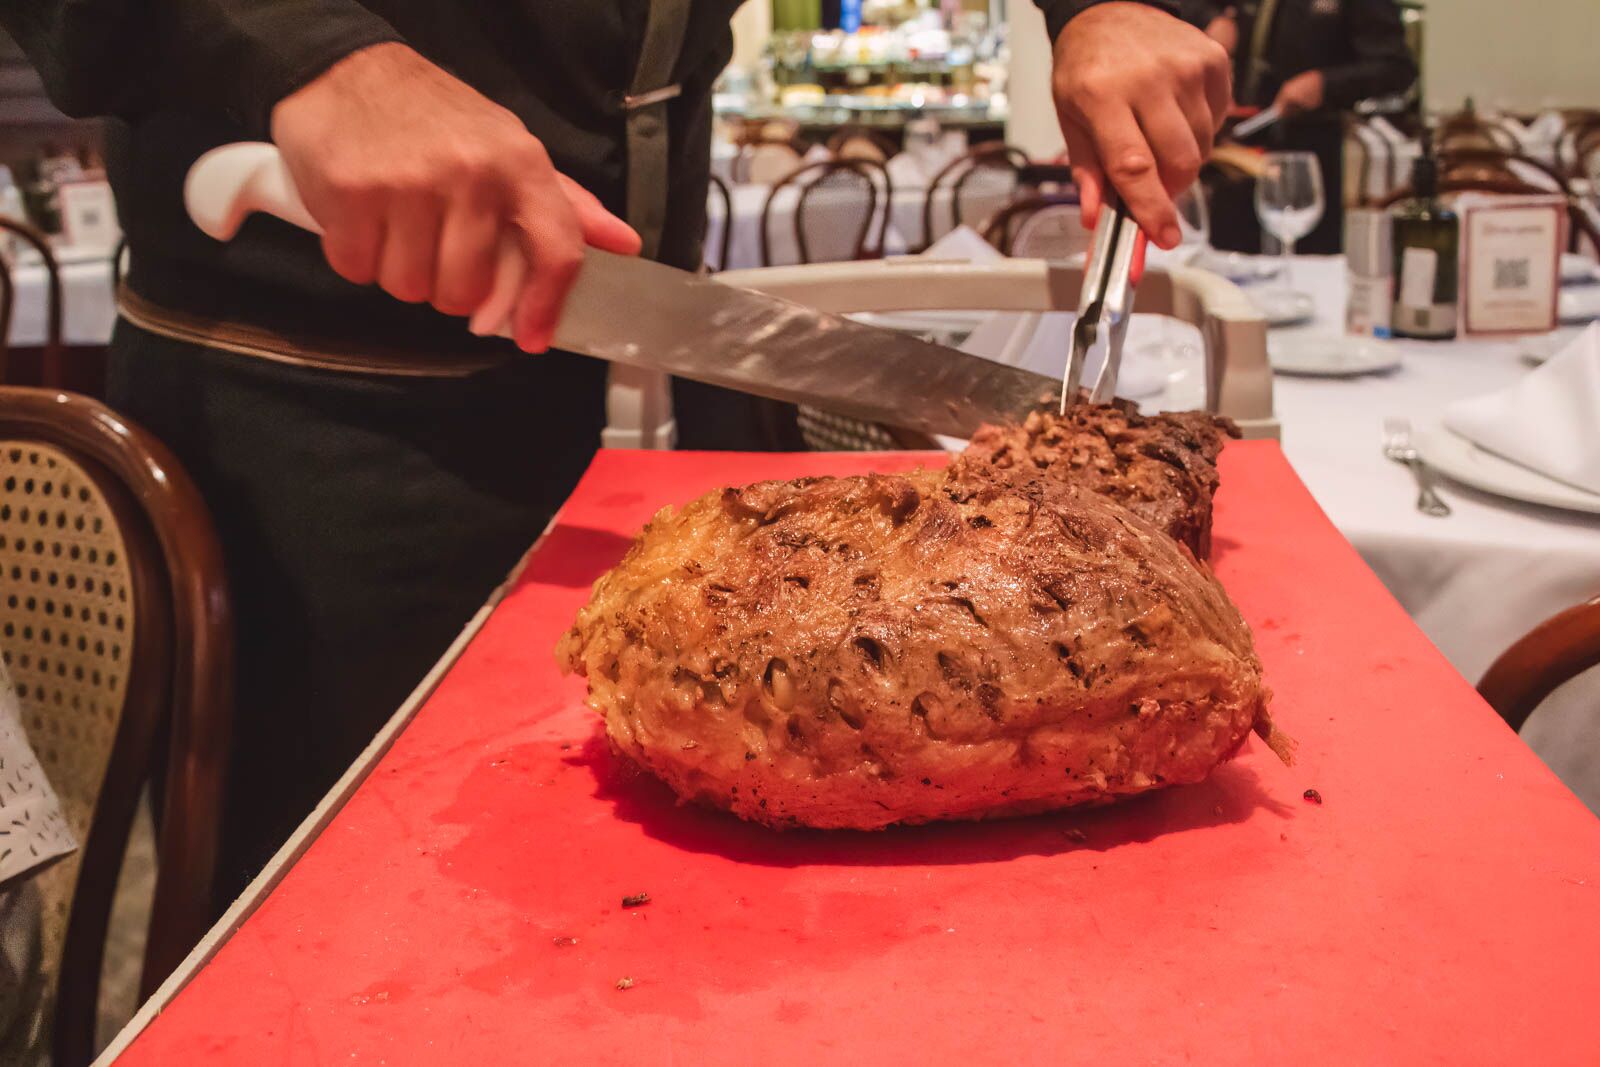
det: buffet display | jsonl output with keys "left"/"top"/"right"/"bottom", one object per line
{"left": 717, "top": 4, "right": 1007, "bottom": 138}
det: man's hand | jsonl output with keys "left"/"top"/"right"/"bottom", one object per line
{"left": 1052, "top": 3, "right": 1231, "bottom": 249}
{"left": 1273, "top": 70, "right": 1325, "bottom": 117}
{"left": 1204, "top": 8, "right": 1240, "bottom": 54}
{"left": 271, "top": 43, "right": 640, "bottom": 353}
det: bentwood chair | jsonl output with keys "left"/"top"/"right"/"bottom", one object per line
{"left": 1479, "top": 595, "right": 1600, "bottom": 733}
{"left": 0, "top": 217, "right": 65, "bottom": 389}
{"left": 919, "top": 144, "right": 1030, "bottom": 251}
{"left": 759, "top": 159, "right": 892, "bottom": 267}
{"left": 1436, "top": 110, "right": 1520, "bottom": 154}
{"left": 755, "top": 158, "right": 907, "bottom": 449}
{"left": 0, "top": 387, "right": 231, "bottom": 1066}
{"left": 705, "top": 174, "right": 733, "bottom": 273}
{"left": 1437, "top": 148, "right": 1570, "bottom": 194}
{"left": 1557, "top": 115, "right": 1600, "bottom": 180}
{"left": 982, "top": 194, "right": 1087, "bottom": 260}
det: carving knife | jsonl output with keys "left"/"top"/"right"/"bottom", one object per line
{"left": 184, "top": 142, "right": 1054, "bottom": 439}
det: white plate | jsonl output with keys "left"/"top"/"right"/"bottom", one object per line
{"left": 1559, "top": 253, "right": 1599, "bottom": 286}
{"left": 1412, "top": 420, "right": 1600, "bottom": 515}
{"left": 1269, "top": 333, "right": 1401, "bottom": 377}
{"left": 1251, "top": 289, "right": 1317, "bottom": 328}
{"left": 1518, "top": 333, "right": 1569, "bottom": 365}
{"left": 1557, "top": 287, "right": 1600, "bottom": 325}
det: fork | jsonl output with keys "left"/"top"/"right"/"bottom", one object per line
{"left": 1383, "top": 417, "right": 1452, "bottom": 517}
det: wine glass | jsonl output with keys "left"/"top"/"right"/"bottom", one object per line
{"left": 1254, "top": 151, "right": 1325, "bottom": 314}
{"left": 1136, "top": 182, "right": 1210, "bottom": 366}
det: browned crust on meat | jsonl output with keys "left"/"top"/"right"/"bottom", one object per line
{"left": 557, "top": 454, "right": 1274, "bottom": 830}
{"left": 962, "top": 402, "right": 1239, "bottom": 559}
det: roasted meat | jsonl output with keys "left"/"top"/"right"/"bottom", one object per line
{"left": 963, "top": 402, "right": 1238, "bottom": 558}
{"left": 557, "top": 453, "right": 1284, "bottom": 830}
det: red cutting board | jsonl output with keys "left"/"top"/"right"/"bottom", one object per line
{"left": 118, "top": 444, "right": 1600, "bottom": 1065}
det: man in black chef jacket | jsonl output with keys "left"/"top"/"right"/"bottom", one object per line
{"left": 1185, "top": 0, "right": 1416, "bottom": 251}
{"left": 1, "top": 1, "right": 1232, "bottom": 910}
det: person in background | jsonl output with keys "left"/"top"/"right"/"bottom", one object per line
{"left": 1185, "top": 0, "right": 1416, "bottom": 251}
{"left": 0, "top": 663, "right": 76, "bottom": 1064}
{"left": 0, "top": 0, "right": 1230, "bottom": 910}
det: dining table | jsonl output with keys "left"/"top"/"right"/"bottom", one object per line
{"left": 856, "top": 250, "right": 1600, "bottom": 813}
{"left": 1216, "top": 256, "right": 1600, "bottom": 812}
{"left": 100, "top": 442, "right": 1600, "bottom": 1065}
{"left": 5, "top": 248, "right": 119, "bottom": 348}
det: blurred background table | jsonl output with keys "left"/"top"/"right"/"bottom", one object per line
{"left": 1114, "top": 255, "right": 1600, "bottom": 810}
{"left": 8, "top": 250, "right": 115, "bottom": 346}
{"left": 4, "top": 248, "right": 116, "bottom": 394}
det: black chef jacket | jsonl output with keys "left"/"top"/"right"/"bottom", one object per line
{"left": 3, "top": 0, "right": 1174, "bottom": 359}
{"left": 1181, "top": 0, "right": 1415, "bottom": 111}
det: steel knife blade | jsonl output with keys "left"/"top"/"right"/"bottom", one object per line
{"left": 557, "top": 250, "right": 1052, "bottom": 438}
{"left": 185, "top": 142, "right": 1053, "bottom": 440}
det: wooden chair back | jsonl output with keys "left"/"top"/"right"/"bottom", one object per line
{"left": 705, "top": 174, "right": 733, "bottom": 273}
{"left": 1557, "top": 114, "right": 1600, "bottom": 178}
{"left": 921, "top": 144, "right": 1029, "bottom": 250}
{"left": 793, "top": 407, "right": 938, "bottom": 452}
{"left": 0, "top": 217, "right": 65, "bottom": 389}
{"left": 1436, "top": 111, "right": 1519, "bottom": 154}
{"left": 0, "top": 387, "right": 231, "bottom": 1066}
{"left": 1479, "top": 595, "right": 1600, "bottom": 733}
{"left": 1438, "top": 148, "right": 1569, "bottom": 193}
{"left": 760, "top": 159, "right": 891, "bottom": 266}
{"left": 1573, "top": 125, "right": 1600, "bottom": 184}
{"left": 982, "top": 194, "right": 1085, "bottom": 258}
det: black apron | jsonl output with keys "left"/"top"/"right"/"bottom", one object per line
{"left": 108, "top": 0, "right": 699, "bottom": 910}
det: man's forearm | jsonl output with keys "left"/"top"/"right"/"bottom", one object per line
{"left": 0, "top": 0, "right": 401, "bottom": 134}
{"left": 1321, "top": 0, "right": 1417, "bottom": 108}
{"left": 1034, "top": 0, "right": 1180, "bottom": 42}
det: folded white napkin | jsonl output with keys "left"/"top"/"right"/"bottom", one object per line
{"left": 920, "top": 224, "right": 1003, "bottom": 262}
{"left": 1443, "top": 322, "right": 1600, "bottom": 494}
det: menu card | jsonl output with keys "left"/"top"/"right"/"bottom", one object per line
{"left": 57, "top": 179, "right": 121, "bottom": 253}
{"left": 1459, "top": 194, "right": 1563, "bottom": 336}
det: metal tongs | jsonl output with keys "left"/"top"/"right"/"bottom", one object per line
{"left": 1061, "top": 193, "right": 1142, "bottom": 413}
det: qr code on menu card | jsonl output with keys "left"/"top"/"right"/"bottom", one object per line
{"left": 1493, "top": 257, "right": 1530, "bottom": 290}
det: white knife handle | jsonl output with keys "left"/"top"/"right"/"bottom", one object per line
{"left": 184, "top": 142, "right": 320, "bottom": 239}
{"left": 182, "top": 141, "right": 522, "bottom": 338}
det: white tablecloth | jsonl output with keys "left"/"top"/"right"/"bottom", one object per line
{"left": 1237, "top": 258, "right": 1600, "bottom": 810}
{"left": 7, "top": 254, "right": 118, "bottom": 348}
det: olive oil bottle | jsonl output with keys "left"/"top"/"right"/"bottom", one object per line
{"left": 1390, "top": 134, "right": 1459, "bottom": 340}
